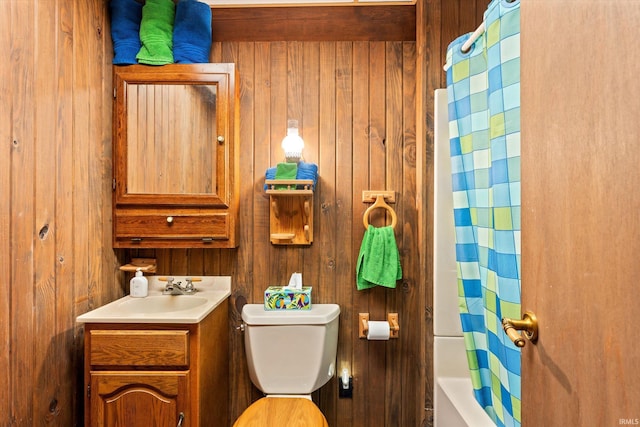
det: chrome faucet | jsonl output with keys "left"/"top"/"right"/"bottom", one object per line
{"left": 162, "top": 277, "right": 198, "bottom": 295}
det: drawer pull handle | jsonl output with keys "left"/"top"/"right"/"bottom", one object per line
{"left": 177, "top": 412, "right": 185, "bottom": 427}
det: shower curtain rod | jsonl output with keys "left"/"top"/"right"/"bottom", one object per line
{"left": 461, "top": 21, "right": 485, "bottom": 53}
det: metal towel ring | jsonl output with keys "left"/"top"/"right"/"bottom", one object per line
{"left": 363, "top": 195, "right": 397, "bottom": 230}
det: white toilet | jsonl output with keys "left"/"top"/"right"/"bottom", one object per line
{"left": 234, "top": 303, "right": 340, "bottom": 427}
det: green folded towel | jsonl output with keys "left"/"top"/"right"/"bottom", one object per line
{"left": 356, "top": 225, "right": 402, "bottom": 290}
{"left": 136, "top": 0, "right": 175, "bottom": 65}
{"left": 274, "top": 162, "right": 298, "bottom": 189}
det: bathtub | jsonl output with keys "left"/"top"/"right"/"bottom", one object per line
{"left": 434, "top": 337, "right": 495, "bottom": 427}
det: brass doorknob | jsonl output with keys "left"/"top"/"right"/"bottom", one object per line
{"left": 502, "top": 311, "right": 538, "bottom": 347}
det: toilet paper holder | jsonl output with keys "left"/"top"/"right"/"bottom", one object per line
{"left": 358, "top": 313, "right": 399, "bottom": 339}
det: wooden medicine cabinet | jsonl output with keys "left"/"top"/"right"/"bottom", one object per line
{"left": 112, "top": 64, "right": 239, "bottom": 248}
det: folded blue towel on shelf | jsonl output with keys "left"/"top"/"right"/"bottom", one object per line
{"left": 173, "top": 0, "right": 212, "bottom": 64}
{"left": 110, "top": 0, "right": 143, "bottom": 65}
{"left": 263, "top": 162, "right": 318, "bottom": 191}
{"left": 265, "top": 167, "right": 277, "bottom": 180}
{"left": 263, "top": 167, "right": 277, "bottom": 190}
{"left": 296, "top": 161, "right": 318, "bottom": 190}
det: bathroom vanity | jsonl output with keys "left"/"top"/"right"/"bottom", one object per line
{"left": 77, "top": 277, "right": 230, "bottom": 427}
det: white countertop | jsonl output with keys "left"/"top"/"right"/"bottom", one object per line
{"left": 76, "top": 276, "right": 231, "bottom": 324}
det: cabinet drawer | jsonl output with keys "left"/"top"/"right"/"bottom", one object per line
{"left": 114, "top": 211, "right": 230, "bottom": 240}
{"left": 89, "top": 330, "right": 189, "bottom": 367}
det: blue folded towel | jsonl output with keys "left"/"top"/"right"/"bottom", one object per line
{"left": 110, "top": 0, "right": 143, "bottom": 65}
{"left": 263, "top": 167, "right": 277, "bottom": 190}
{"left": 173, "top": 0, "right": 212, "bottom": 64}
{"left": 263, "top": 162, "right": 319, "bottom": 190}
{"left": 296, "top": 161, "right": 318, "bottom": 190}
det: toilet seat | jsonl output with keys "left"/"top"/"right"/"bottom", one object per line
{"left": 233, "top": 397, "right": 329, "bottom": 427}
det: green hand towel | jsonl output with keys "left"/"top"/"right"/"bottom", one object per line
{"left": 274, "top": 162, "right": 298, "bottom": 189}
{"left": 356, "top": 225, "right": 402, "bottom": 290}
{"left": 136, "top": 0, "right": 175, "bottom": 65}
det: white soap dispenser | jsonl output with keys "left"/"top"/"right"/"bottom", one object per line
{"left": 130, "top": 268, "right": 148, "bottom": 298}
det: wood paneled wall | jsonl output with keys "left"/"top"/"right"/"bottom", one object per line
{"left": 1, "top": 0, "right": 484, "bottom": 425}
{"left": 1, "top": 1, "right": 119, "bottom": 425}
{"left": 418, "top": 0, "right": 488, "bottom": 423}
{"left": 133, "top": 39, "right": 422, "bottom": 426}
{"left": 227, "top": 40, "right": 419, "bottom": 425}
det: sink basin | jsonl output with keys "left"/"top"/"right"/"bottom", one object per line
{"left": 76, "top": 276, "right": 231, "bottom": 324}
{"left": 115, "top": 296, "right": 209, "bottom": 314}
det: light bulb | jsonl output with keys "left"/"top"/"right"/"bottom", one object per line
{"left": 281, "top": 119, "right": 304, "bottom": 163}
{"left": 341, "top": 368, "right": 350, "bottom": 389}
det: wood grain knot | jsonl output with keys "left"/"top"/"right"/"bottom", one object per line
{"left": 39, "top": 224, "right": 49, "bottom": 240}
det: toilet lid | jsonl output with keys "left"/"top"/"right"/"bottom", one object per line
{"left": 233, "top": 397, "right": 328, "bottom": 427}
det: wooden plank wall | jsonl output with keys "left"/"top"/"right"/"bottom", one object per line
{"left": 0, "top": 0, "right": 119, "bottom": 425}
{"left": 134, "top": 39, "right": 422, "bottom": 426}
{"left": 419, "top": 0, "right": 487, "bottom": 424}
{"left": 0, "top": 0, "right": 485, "bottom": 425}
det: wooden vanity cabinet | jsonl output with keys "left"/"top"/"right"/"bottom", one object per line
{"left": 112, "top": 63, "right": 239, "bottom": 248}
{"left": 83, "top": 303, "right": 229, "bottom": 427}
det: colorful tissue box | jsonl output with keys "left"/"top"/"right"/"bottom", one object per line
{"left": 264, "top": 286, "right": 312, "bottom": 310}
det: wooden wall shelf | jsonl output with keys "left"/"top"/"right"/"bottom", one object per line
{"left": 118, "top": 258, "right": 157, "bottom": 273}
{"left": 265, "top": 179, "right": 314, "bottom": 245}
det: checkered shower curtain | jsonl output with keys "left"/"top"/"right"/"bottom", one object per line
{"left": 445, "top": 1, "right": 521, "bottom": 426}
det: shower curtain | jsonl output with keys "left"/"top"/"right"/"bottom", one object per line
{"left": 444, "top": 1, "right": 521, "bottom": 426}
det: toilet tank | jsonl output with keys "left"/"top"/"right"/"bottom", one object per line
{"left": 241, "top": 304, "right": 340, "bottom": 395}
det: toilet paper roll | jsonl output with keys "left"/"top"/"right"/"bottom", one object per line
{"left": 367, "top": 321, "right": 391, "bottom": 340}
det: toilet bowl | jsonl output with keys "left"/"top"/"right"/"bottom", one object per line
{"left": 234, "top": 304, "right": 340, "bottom": 427}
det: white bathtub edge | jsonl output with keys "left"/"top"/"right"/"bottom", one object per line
{"left": 436, "top": 377, "right": 495, "bottom": 427}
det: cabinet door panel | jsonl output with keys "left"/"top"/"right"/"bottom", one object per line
{"left": 113, "top": 64, "right": 232, "bottom": 207}
{"left": 125, "top": 84, "right": 218, "bottom": 197}
{"left": 90, "top": 371, "right": 190, "bottom": 427}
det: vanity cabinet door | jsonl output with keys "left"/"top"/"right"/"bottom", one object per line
{"left": 89, "top": 371, "right": 190, "bottom": 427}
{"left": 112, "top": 63, "right": 239, "bottom": 248}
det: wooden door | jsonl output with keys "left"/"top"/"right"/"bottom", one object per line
{"left": 521, "top": 1, "right": 640, "bottom": 425}
{"left": 89, "top": 371, "right": 190, "bottom": 427}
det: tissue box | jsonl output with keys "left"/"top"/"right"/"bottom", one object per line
{"left": 264, "top": 286, "right": 312, "bottom": 310}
